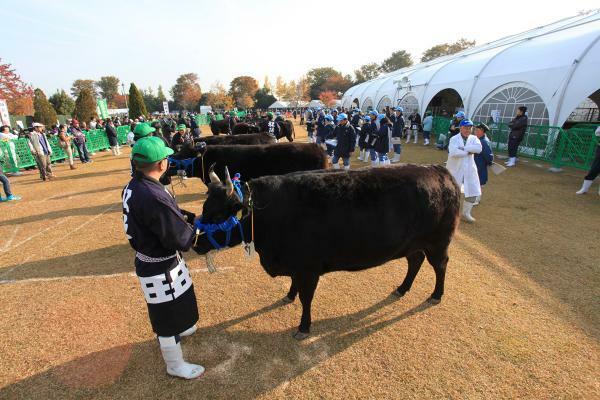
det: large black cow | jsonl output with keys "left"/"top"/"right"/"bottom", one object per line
{"left": 232, "top": 123, "right": 261, "bottom": 135}
{"left": 195, "top": 133, "right": 275, "bottom": 146}
{"left": 163, "top": 142, "right": 328, "bottom": 186}
{"left": 193, "top": 165, "right": 461, "bottom": 339}
{"left": 209, "top": 118, "right": 230, "bottom": 135}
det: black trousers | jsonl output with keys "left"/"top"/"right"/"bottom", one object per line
{"left": 508, "top": 137, "right": 521, "bottom": 157}
{"left": 584, "top": 153, "right": 600, "bottom": 180}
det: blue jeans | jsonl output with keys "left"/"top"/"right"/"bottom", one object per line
{"left": 393, "top": 144, "right": 402, "bottom": 155}
{"left": 369, "top": 149, "right": 377, "bottom": 161}
{"left": 75, "top": 142, "right": 90, "bottom": 162}
{"left": 332, "top": 155, "right": 350, "bottom": 166}
{"left": 0, "top": 173, "right": 12, "bottom": 197}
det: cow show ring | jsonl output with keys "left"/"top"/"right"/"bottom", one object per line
{"left": 0, "top": 120, "right": 598, "bottom": 399}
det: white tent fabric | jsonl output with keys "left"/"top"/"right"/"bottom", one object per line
{"left": 341, "top": 11, "right": 600, "bottom": 126}
{"left": 267, "top": 101, "right": 289, "bottom": 109}
{"left": 307, "top": 99, "right": 325, "bottom": 108}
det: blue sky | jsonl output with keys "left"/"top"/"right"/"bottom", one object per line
{"left": 2, "top": 0, "right": 598, "bottom": 98}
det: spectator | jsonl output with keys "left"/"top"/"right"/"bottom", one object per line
{"left": 89, "top": 118, "right": 97, "bottom": 130}
{"left": 391, "top": 107, "right": 404, "bottom": 163}
{"left": 367, "top": 111, "right": 379, "bottom": 165}
{"left": 575, "top": 126, "right": 600, "bottom": 195}
{"left": 473, "top": 123, "right": 494, "bottom": 204}
{"left": 305, "top": 108, "right": 315, "bottom": 143}
{"left": 105, "top": 118, "right": 121, "bottom": 156}
{"left": 331, "top": 113, "right": 356, "bottom": 170}
{"left": 357, "top": 115, "right": 371, "bottom": 163}
{"left": 70, "top": 119, "right": 92, "bottom": 164}
{"left": 171, "top": 124, "right": 188, "bottom": 150}
{"left": 27, "top": 123, "right": 54, "bottom": 181}
{"left": 322, "top": 115, "right": 336, "bottom": 160}
{"left": 446, "top": 119, "right": 482, "bottom": 222}
{"left": 58, "top": 124, "right": 76, "bottom": 170}
{"left": 374, "top": 114, "right": 391, "bottom": 165}
{"left": 505, "top": 106, "right": 528, "bottom": 167}
{"left": 422, "top": 111, "right": 433, "bottom": 146}
{"left": 407, "top": 111, "right": 421, "bottom": 144}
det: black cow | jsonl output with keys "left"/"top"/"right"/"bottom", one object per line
{"left": 163, "top": 142, "right": 328, "bottom": 186}
{"left": 195, "top": 133, "right": 275, "bottom": 146}
{"left": 209, "top": 119, "right": 230, "bottom": 135}
{"left": 232, "top": 123, "right": 261, "bottom": 135}
{"left": 193, "top": 165, "right": 461, "bottom": 339}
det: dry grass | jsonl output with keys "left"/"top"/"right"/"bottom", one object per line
{"left": 0, "top": 122, "right": 598, "bottom": 399}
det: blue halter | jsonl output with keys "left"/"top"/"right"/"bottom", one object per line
{"left": 194, "top": 215, "right": 245, "bottom": 250}
{"left": 168, "top": 157, "right": 195, "bottom": 177}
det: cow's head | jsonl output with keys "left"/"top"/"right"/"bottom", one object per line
{"left": 201, "top": 165, "right": 244, "bottom": 224}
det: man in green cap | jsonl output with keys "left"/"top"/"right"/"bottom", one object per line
{"left": 171, "top": 124, "right": 188, "bottom": 150}
{"left": 122, "top": 136, "right": 205, "bottom": 379}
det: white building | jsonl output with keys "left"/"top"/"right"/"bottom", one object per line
{"left": 341, "top": 11, "right": 600, "bottom": 127}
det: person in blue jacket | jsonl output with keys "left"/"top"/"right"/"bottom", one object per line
{"left": 391, "top": 107, "right": 404, "bottom": 163}
{"left": 321, "top": 114, "right": 336, "bottom": 160}
{"left": 374, "top": 114, "right": 391, "bottom": 165}
{"left": 367, "top": 110, "right": 379, "bottom": 165}
{"left": 473, "top": 123, "right": 494, "bottom": 204}
{"left": 331, "top": 113, "right": 357, "bottom": 170}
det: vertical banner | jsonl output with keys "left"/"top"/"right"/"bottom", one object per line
{"left": 97, "top": 98, "right": 109, "bottom": 119}
{"left": 163, "top": 101, "right": 169, "bottom": 114}
{"left": 0, "top": 99, "right": 10, "bottom": 126}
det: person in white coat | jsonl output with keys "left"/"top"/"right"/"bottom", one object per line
{"left": 446, "top": 119, "right": 482, "bottom": 222}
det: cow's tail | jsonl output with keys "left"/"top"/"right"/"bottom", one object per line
{"left": 287, "top": 121, "right": 295, "bottom": 142}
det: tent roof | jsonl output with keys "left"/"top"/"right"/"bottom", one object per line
{"left": 341, "top": 11, "right": 600, "bottom": 126}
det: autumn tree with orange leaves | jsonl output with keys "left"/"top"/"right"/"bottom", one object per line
{"left": 0, "top": 59, "right": 34, "bottom": 115}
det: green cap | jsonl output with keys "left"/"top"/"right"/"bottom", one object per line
{"left": 267, "top": 112, "right": 274, "bottom": 117}
{"left": 131, "top": 136, "right": 174, "bottom": 163}
{"left": 133, "top": 123, "right": 155, "bottom": 139}
{"left": 177, "top": 124, "right": 186, "bottom": 130}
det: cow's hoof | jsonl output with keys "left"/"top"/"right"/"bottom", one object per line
{"left": 392, "top": 289, "right": 407, "bottom": 297}
{"left": 427, "top": 296, "right": 442, "bottom": 305}
{"left": 293, "top": 331, "right": 310, "bottom": 341}
{"left": 281, "top": 296, "right": 295, "bottom": 304}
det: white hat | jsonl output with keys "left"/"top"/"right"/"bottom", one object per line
{"left": 32, "top": 122, "right": 44, "bottom": 127}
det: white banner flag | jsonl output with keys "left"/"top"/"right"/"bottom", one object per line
{"left": 0, "top": 99, "right": 10, "bottom": 126}
{"left": 163, "top": 101, "right": 169, "bottom": 114}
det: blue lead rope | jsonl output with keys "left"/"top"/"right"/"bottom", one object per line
{"left": 168, "top": 157, "right": 195, "bottom": 177}
{"left": 194, "top": 215, "right": 245, "bottom": 250}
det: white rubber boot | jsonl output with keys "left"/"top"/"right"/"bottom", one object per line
{"left": 505, "top": 157, "right": 516, "bottom": 167}
{"left": 391, "top": 154, "right": 401, "bottom": 163}
{"left": 424, "top": 139, "right": 429, "bottom": 145}
{"left": 180, "top": 325, "right": 197, "bottom": 337}
{"left": 159, "top": 337, "right": 204, "bottom": 379}
{"left": 357, "top": 149, "right": 364, "bottom": 161}
{"left": 413, "top": 132, "right": 418, "bottom": 144}
{"left": 344, "top": 165, "right": 350, "bottom": 171}
{"left": 462, "top": 201, "right": 476, "bottom": 223}
{"left": 473, "top": 195, "right": 480, "bottom": 206}
{"left": 333, "top": 163, "right": 340, "bottom": 170}
{"left": 575, "top": 180, "right": 593, "bottom": 195}
{"left": 371, "top": 159, "right": 379, "bottom": 167}
{"left": 405, "top": 132, "right": 411, "bottom": 143}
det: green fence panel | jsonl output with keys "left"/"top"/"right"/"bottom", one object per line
{"left": 0, "top": 141, "right": 19, "bottom": 173}
{"left": 13, "top": 138, "right": 37, "bottom": 169}
{"left": 117, "top": 125, "right": 131, "bottom": 145}
{"left": 552, "top": 127, "right": 598, "bottom": 170}
{"left": 48, "top": 136, "right": 67, "bottom": 162}
{"left": 215, "top": 114, "right": 224, "bottom": 121}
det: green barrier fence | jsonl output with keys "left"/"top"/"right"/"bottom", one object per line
{"left": 431, "top": 116, "right": 598, "bottom": 171}
{"left": 0, "top": 125, "right": 132, "bottom": 172}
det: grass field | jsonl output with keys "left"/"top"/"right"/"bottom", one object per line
{"left": 0, "top": 122, "right": 598, "bottom": 399}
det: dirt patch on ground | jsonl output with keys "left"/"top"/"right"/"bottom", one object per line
{"left": 0, "top": 123, "right": 598, "bottom": 399}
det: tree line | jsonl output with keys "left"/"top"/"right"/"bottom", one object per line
{"left": 0, "top": 38, "right": 475, "bottom": 124}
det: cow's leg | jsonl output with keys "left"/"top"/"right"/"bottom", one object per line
{"left": 394, "top": 251, "right": 425, "bottom": 297}
{"left": 293, "top": 273, "right": 320, "bottom": 340}
{"left": 425, "top": 246, "right": 449, "bottom": 303}
{"left": 282, "top": 279, "right": 297, "bottom": 303}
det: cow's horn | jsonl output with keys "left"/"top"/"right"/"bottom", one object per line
{"left": 224, "top": 166, "right": 234, "bottom": 196}
{"left": 209, "top": 163, "right": 221, "bottom": 184}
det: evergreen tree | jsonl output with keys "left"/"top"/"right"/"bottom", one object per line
{"left": 73, "top": 87, "right": 98, "bottom": 123}
{"left": 33, "top": 88, "right": 58, "bottom": 126}
{"left": 48, "top": 89, "right": 75, "bottom": 115}
{"left": 128, "top": 83, "right": 147, "bottom": 119}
